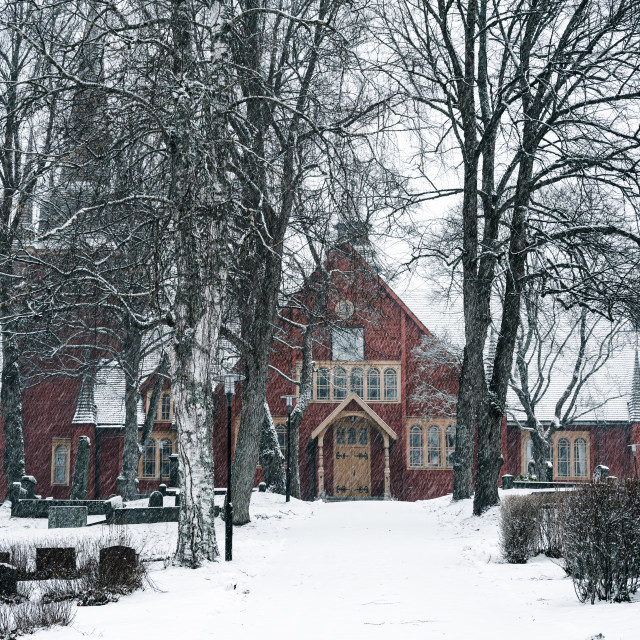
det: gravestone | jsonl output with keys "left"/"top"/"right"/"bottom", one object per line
{"left": 48, "top": 506, "right": 88, "bottom": 529}
{"left": 70, "top": 436, "right": 91, "bottom": 500}
{"left": 35, "top": 547, "right": 76, "bottom": 579}
{"left": 0, "top": 563, "right": 17, "bottom": 596}
{"left": 169, "top": 454, "right": 179, "bottom": 488}
{"left": 148, "top": 491, "right": 163, "bottom": 507}
{"left": 0, "top": 552, "right": 10, "bottom": 564}
{"left": 10, "top": 482, "right": 27, "bottom": 516}
{"left": 501, "top": 474, "right": 514, "bottom": 490}
{"left": 99, "top": 545, "right": 137, "bottom": 586}
{"left": 258, "top": 482, "right": 267, "bottom": 493}
{"left": 594, "top": 465, "right": 610, "bottom": 481}
{"left": 175, "top": 492, "right": 180, "bottom": 507}
{"left": 21, "top": 476, "right": 37, "bottom": 499}
{"left": 158, "top": 484, "right": 167, "bottom": 496}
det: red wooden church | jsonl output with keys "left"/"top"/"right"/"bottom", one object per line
{"left": 1, "top": 249, "right": 639, "bottom": 502}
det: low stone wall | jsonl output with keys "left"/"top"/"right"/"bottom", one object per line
{"left": 107, "top": 507, "right": 180, "bottom": 525}
{"left": 14, "top": 499, "right": 108, "bottom": 518}
{"left": 510, "top": 480, "right": 581, "bottom": 490}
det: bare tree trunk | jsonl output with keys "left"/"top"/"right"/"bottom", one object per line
{"left": 259, "top": 401, "right": 285, "bottom": 493}
{"left": 170, "top": 284, "right": 222, "bottom": 565}
{"left": 287, "top": 323, "right": 314, "bottom": 499}
{"left": 117, "top": 318, "right": 143, "bottom": 500}
{"left": 1, "top": 321, "right": 24, "bottom": 492}
{"left": 168, "top": 0, "right": 230, "bottom": 566}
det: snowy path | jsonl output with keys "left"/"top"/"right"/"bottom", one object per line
{"left": 32, "top": 494, "right": 640, "bottom": 640}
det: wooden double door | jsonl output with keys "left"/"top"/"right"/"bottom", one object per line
{"left": 334, "top": 420, "right": 371, "bottom": 498}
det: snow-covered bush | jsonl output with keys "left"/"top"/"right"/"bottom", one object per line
{"left": 500, "top": 496, "right": 539, "bottom": 563}
{"left": 0, "top": 600, "right": 74, "bottom": 638}
{"left": 500, "top": 493, "right": 565, "bottom": 563}
{"left": 560, "top": 480, "right": 640, "bottom": 603}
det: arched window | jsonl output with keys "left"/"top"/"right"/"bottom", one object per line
{"left": 359, "top": 427, "right": 368, "bottom": 445}
{"left": 367, "top": 368, "right": 380, "bottom": 401}
{"left": 160, "top": 439, "right": 173, "bottom": 478}
{"left": 409, "top": 425, "right": 423, "bottom": 467}
{"left": 52, "top": 444, "right": 69, "bottom": 485}
{"left": 574, "top": 438, "right": 587, "bottom": 477}
{"left": 316, "top": 368, "right": 330, "bottom": 400}
{"left": 160, "top": 393, "right": 171, "bottom": 421}
{"left": 524, "top": 437, "right": 534, "bottom": 475}
{"left": 557, "top": 438, "right": 570, "bottom": 477}
{"left": 336, "top": 426, "right": 345, "bottom": 444}
{"left": 142, "top": 440, "right": 157, "bottom": 478}
{"left": 384, "top": 368, "right": 398, "bottom": 401}
{"left": 427, "top": 426, "right": 441, "bottom": 467}
{"left": 334, "top": 367, "right": 347, "bottom": 400}
{"left": 445, "top": 425, "right": 456, "bottom": 468}
{"left": 347, "top": 427, "right": 357, "bottom": 444}
{"left": 351, "top": 368, "right": 364, "bottom": 398}
{"left": 276, "top": 423, "right": 287, "bottom": 459}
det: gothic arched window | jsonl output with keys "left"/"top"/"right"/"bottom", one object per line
{"left": 367, "top": 368, "right": 380, "bottom": 401}
{"left": 384, "top": 368, "right": 398, "bottom": 401}
{"left": 409, "top": 425, "right": 423, "bottom": 467}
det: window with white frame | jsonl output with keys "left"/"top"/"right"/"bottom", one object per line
{"left": 316, "top": 368, "right": 330, "bottom": 400}
{"left": 142, "top": 440, "right": 157, "bottom": 478}
{"left": 409, "top": 425, "right": 423, "bottom": 467}
{"left": 334, "top": 367, "right": 347, "bottom": 400}
{"left": 51, "top": 440, "right": 70, "bottom": 486}
{"left": 309, "top": 362, "right": 401, "bottom": 402}
{"left": 367, "top": 368, "right": 380, "bottom": 401}
{"left": 407, "top": 421, "right": 456, "bottom": 469}
{"left": 384, "top": 368, "right": 397, "bottom": 401}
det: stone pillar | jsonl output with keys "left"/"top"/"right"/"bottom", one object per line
{"left": 70, "top": 436, "right": 91, "bottom": 500}
{"left": 317, "top": 439, "right": 325, "bottom": 498}
{"left": 383, "top": 437, "right": 391, "bottom": 499}
{"left": 169, "top": 454, "right": 179, "bottom": 488}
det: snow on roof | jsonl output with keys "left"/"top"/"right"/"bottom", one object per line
{"left": 72, "top": 360, "right": 145, "bottom": 428}
{"left": 394, "top": 281, "right": 639, "bottom": 425}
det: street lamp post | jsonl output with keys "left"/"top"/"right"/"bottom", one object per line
{"left": 281, "top": 395, "right": 296, "bottom": 503}
{"left": 220, "top": 373, "right": 243, "bottom": 561}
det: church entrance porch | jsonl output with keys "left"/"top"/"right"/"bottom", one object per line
{"left": 311, "top": 393, "right": 398, "bottom": 500}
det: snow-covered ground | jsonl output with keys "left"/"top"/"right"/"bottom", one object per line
{"left": 2, "top": 491, "right": 638, "bottom": 640}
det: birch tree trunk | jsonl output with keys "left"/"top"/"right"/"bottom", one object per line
{"left": 167, "top": 0, "right": 230, "bottom": 566}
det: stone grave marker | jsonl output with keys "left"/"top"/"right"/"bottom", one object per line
{"left": 502, "top": 474, "right": 514, "bottom": 490}
{"left": 35, "top": 547, "right": 76, "bottom": 579}
{"left": 99, "top": 545, "right": 137, "bottom": 586}
{"left": 70, "top": 436, "right": 91, "bottom": 500}
{"left": 169, "top": 454, "right": 179, "bottom": 488}
{"left": 158, "top": 484, "right": 167, "bottom": 496}
{"left": 175, "top": 492, "right": 180, "bottom": 507}
{"left": 48, "top": 506, "right": 88, "bottom": 529}
{"left": 21, "top": 476, "right": 37, "bottom": 499}
{"left": 0, "top": 563, "right": 17, "bottom": 597}
{"left": 0, "top": 552, "right": 10, "bottom": 564}
{"left": 148, "top": 491, "right": 163, "bottom": 507}
{"left": 258, "top": 482, "right": 267, "bottom": 493}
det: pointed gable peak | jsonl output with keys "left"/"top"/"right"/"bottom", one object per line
{"left": 72, "top": 372, "right": 97, "bottom": 424}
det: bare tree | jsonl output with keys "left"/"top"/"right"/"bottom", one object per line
{"left": 509, "top": 283, "right": 625, "bottom": 480}
{"left": 377, "top": 0, "right": 640, "bottom": 513}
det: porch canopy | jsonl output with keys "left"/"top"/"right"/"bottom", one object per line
{"left": 310, "top": 393, "right": 398, "bottom": 498}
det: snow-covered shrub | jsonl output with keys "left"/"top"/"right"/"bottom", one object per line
{"left": 500, "top": 496, "right": 539, "bottom": 563}
{"left": 560, "top": 480, "right": 640, "bottom": 603}
{"left": 0, "top": 600, "right": 74, "bottom": 638}
{"left": 531, "top": 493, "right": 564, "bottom": 558}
